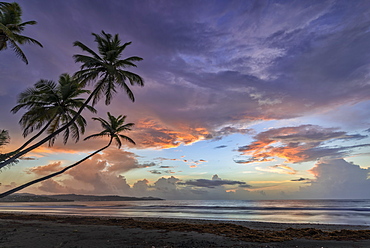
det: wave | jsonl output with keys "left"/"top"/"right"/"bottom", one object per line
{"left": 131, "top": 205, "right": 370, "bottom": 212}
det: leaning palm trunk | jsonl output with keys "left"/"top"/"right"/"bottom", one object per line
{"left": 0, "top": 138, "right": 112, "bottom": 198}
{"left": 15, "top": 118, "right": 54, "bottom": 152}
{"left": 0, "top": 87, "right": 99, "bottom": 169}
{"left": 4, "top": 117, "right": 55, "bottom": 161}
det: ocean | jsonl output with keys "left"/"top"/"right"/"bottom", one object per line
{"left": 0, "top": 199, "right": 369, "bottom": 226}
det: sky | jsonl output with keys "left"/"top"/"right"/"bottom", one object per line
{"left": 0, "top": 0, "right": 370, "bottom": 200}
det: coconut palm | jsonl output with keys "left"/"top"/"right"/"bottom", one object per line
{"left": 0, "top": 74, "right": 96, "bottom": 166}
{"left": 11, "top": 73, "right": 96, "bottom": 148}
{"left": 73, "top": 30, "right": 144, "bottom": 105}
{"left": 0, "top": 112, "right": 135, "bottom": 198}
{"left": 0, "top": 2, "right": 42, "bottom": 64}
{"left": 0, "top": 31, "right": 143, "bottom": 169}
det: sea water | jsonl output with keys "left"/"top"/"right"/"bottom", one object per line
{"left": 0, "top": 199, "right": 369, "bottom": 226}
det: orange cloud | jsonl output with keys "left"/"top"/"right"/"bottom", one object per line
{"left": 30, "top": 146, "right": 81, "bottom": 157}
{"left": 132, "top": 118, "right": 210, "bottom": 149}
{"left": 255, "top": 164, "right": 297, "bottom": 174}
{"left": 237, "top": 125, "right": 366, "bottom": 164}
{"left": 26, "top": 161, "right": 63, "bottom": 175}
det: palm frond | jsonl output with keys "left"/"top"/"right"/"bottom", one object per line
{"left": 8, "top": 39, "right": 27, "bottom": 64}
{"left": 73, "top": 41, "right": 102, "bottom": 61}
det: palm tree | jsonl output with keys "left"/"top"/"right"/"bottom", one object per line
{"left": 11, "top": 73, "right": 96, "bottom": 148}
{"left": 0, "top": 112, "right": 135, "bottom": 198}
{"left": 73, "top": 30, "right": 144, "bottom": 105}
{"left": 0, "top": 74, "right": 96, "bottom": 166}
{"left": 0, "top": 2, "right": 42, "bottom": 64}
{"left": 0, "top": 31, "right": 143, "bottom": 169}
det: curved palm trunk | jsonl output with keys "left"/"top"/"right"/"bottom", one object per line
{"left": 0, "top": 138, "right": 112, "bottom": 198}
{"left": 6, "top": 117, "right": 56, "bottom": 159}
{"left": 0, "top": 86, "right": 101, "bottom": 169}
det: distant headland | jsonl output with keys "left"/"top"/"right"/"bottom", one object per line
{"left": 0, "top": 193, "right": 164, "bottom": 202}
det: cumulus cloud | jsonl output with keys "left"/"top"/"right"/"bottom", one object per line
{"left": 237, "top": 125, "right": 368, "bottom": 164}
{"left": 26, "top": 161, "right": 63, "bottom": 175}
{"left": 298, "top": 159, "right": 370, "bottom": 199}
{"left": 30, "top": 148, "right": 155, "bottom": 195}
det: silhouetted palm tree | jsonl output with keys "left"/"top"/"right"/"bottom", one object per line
{"left": 0, "top": 112, "right": 135, "bottom": 198}
{"left": 0, "top": 74, "right": 95, "bottom": 167}
{"left": 0, "top": 2, "right": 42, "bottom": 64}
{"left": 0, "top": 31, "right": 143, "bottom": 169}
{"left": 11, "top": 73, "right": 96, "bottom": 148}
{"left": 73, "top": 30, "right": 144, "bottom": 105}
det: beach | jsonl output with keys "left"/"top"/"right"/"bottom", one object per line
{"left": 0, "top": 213, "right": 369, "bottom": 247}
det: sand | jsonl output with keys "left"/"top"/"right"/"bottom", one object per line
{"left": 0, "top": 213, "right": 369, "bottom": 247}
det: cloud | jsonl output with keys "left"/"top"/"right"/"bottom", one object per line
{"left": 149, "top": 170, "right": 161, "bottom": 175}
{"left": 214, "top": 145, "right": 227, "bottom": 149}
{"left": 255, "top": 164, "right": 297, "bottom": 175}
{"left": 298, "top": 159, "right": 370, "bottom": 199}
{"left": 30, "top": 148, "right": 155, "bottom": 195}
{"left": 206, "top": 126, "right": 253, "bottom": 141}
{"left": 19, "top": 157, "right": 37, "bottom": 161}
{"left": 38, "top": 179, "right": 69, "bottom": 193}
{"left": 26, "top": 161, "right": 63, "bottom": 176}
{"left": 238, "top": 184, "right": 252, "bottom": 188}
{"left": 237, "top": 125, "right": 369, "bottom": 164}
{"left": 131, "top": 118, "right": 210, "bottom": 149}
{"left": 3, "top": 0, "right": 370, "bottom": 158}
{"left": 178, "top": 174, "right": 249, "bottom": 188}
{"left": 291, "top": 177, "right": 310, "bottom": 182}
{"left": 154, "top": 176, "right": 180, "bottom": 192}
{"left": 0, "top": 182, "right": 17, "bottom": 189}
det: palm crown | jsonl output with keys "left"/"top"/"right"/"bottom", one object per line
{"left": 73, "top": 31, "right": 144, "bottom": 105}
{"left": 11, "top": 73, "right": 96, "bottom": 146}
{"left": 0, "top": 130, "right": 9, "bottom": 148}
{"left": 84, "top": 112, "right": 135, "bottom": 148}
{"left": 0, "top": 2, "right": 42, "bottom": 64}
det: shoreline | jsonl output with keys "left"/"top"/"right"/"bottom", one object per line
{"left": 1, "top": 213, "right": 370, "bottom": 247}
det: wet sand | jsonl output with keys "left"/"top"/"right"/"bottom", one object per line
{"left": 0, "top": 213, "right": 369, "bottom": 247}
